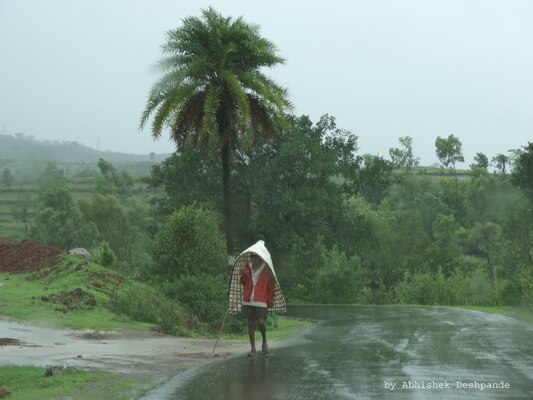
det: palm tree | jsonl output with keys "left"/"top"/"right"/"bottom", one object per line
{"left": 140, "top": 8, "right": 292, "bottom": 255}
{"left": 492, "top": 153, "right": 509, "bottom": 174}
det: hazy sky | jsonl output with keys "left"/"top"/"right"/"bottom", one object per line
{"left": 1, "top": 0, "right": 532, "bottom": 165}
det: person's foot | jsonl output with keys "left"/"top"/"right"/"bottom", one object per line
{"left": 247, "top": 350, "right": 256, "bottom": 357}
{"left": 261, "top": 342, "right": 269, "bottom": 354}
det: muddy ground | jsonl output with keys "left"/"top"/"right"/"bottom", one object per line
{"left": 0, "top": 319, "right": 248, "bottom": 378}
{"left": 0, "top": 238, "right": 249, "bottom": 378}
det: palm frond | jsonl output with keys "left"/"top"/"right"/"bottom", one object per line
{"left": 248, "top": 95, "right": 276, "bottom": 138}
{"left": 148, "top": 81, "right": 202, "bottom": 138}
{"left": 156, "top": 55, "right": 190, "bottom": 71}
{"left": 171, "top": 91, "right": 206, "bottom": 148}
{"left": 240, "top": 71, "right": 293, "bottom": 112}
{"left": 163, "top": 26, "right": 209, "bottom": 74}
{"left": 151, "top": 91, "right": 182, "bottom": 137}
{"left": 139, "top": 69, "right": 187, "bottom": 131}
{"left": 220, "top": 70, "right": 250, "bottom": 132}
{"left": 201, "top": 85, "right": 222, "bottom": 136}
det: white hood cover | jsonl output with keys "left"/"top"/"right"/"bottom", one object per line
{"left": 237, "top": 240, "right": 277, "bottom": 281}
{"left": 228, "top": 240, "right": 286, "bottom": 313}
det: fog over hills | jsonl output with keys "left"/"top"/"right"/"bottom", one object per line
{"left": 0, "top": 133, "right": 171, "bottom": 164}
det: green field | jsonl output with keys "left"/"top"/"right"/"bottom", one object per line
{"left": 0, "top": 176, "right": 154, "bottom": 241}
{"left": 0, "top": 366, "right": 157, "bottom": 400}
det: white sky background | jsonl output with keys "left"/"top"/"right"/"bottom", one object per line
{"left": 1, "top": 0, "right": 532, "bottom": 166}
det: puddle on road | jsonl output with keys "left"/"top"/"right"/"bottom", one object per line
{"left": 0, "top": 337, "right": 24, "bottom": 346}
{"left": 0, "top": 337, "right": 40, "bottom": 347}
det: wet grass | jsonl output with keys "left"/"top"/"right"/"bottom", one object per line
{"left": 0, "top": 256, "right": 154, "bottom": 331}
{"left": 0, "top": 366, "right": 157, "bottom": 400}
{"left": 459, "top": 305, "right": 533, "bottom": 325}
{"left": 267, "top": 317, "right": 313, "bottom": 341}
{"left": 223, "top": 316, "right": 312, "bottom": 342}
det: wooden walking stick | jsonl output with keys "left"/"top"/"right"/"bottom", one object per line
{"left": 213, "top": 255, "right": 239, "bottom": 354}
{"left": 212, "top": 307, "right": 231, "bottom": 354}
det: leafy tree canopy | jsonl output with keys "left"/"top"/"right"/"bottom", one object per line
{"left": 152, "top": 204, "right": 226, "bottom": 281}
{"left": 512, "top": 142, "right": 533, "bottom": 199}
{"left": 389, "top": 136, "right": 419, "bottom": 169}
{"left": 435, "top": 134, "right": 464, "bottom": 171}
{"left": 492, "top": 153, "right": 510, "bottom": 174}
{"left": 470, "top": 152, "right": 489, "bottom": 170}
{"left": 96, "top": 158, "right": 133, "bottom": 200}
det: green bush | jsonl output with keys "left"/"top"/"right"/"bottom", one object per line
{"left": 309, "top": 248, "right": 364, "bottom": 304}
{"left": 519, "top": 266, "right": 533, "bottom": 307}
{"left": 466, "top": 269, "right": 494, "bottom": 306}
{"left": 161, "top": 273, "right": 226, "bottom": 333}
{"left": 494, "top": 265, "right": 533, "bottom": 307}
{"left": 446, "top": 271, "right": 469, "bottom": 305}
{"left": 280, "top": 239, "right": 327, "bottom": 303}
{"left": 495, "top": 278, "right": 521, "bottom": 306}
{"left": 397, "top": 271, "right": 435, "bottom": 305}
{"left": 397, "top": 267, "right": 498, "bottom": 306}
{"left": 92, "top": 242, "right": 117, "bottom": 267}
{"left": 356, "top": 286, "right": 374, "bottom": 304}
{"left": 152, "top": 205, "right": 226, "bottom": 281}
{"left": 115, "top": 281, "right": 189, "bottom": 335}
{"left": 286, "top": 283, "right": 311, "bottom": 304}
{"left": 397, "top": 268, "right": 455, "bottom": 305}
{"left": 370, "top": 281, "right": 394, "bottom": 305}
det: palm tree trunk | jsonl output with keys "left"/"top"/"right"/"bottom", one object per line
{"left": 218, "top": 107, "right": 234, "bottom": 256}
{"left": 222, "top": 141, "right": 234, "bottom": 255}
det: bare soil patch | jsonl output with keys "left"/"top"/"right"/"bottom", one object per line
{"left": 0, "top": 238, "right": 64, "bottom": 273}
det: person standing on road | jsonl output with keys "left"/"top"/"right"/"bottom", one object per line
{"left": 240, "top": 252, "right": 275, "bottom": 357}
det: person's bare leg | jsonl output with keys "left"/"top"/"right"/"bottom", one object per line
{"left": 257, "top": 318, "right": 266, "bottom": 342}
{"left": 248, "top": 319, "right": 256, "bottom": 354}
{"left": 258, "top": 318, "right": 268, "bottom": 353}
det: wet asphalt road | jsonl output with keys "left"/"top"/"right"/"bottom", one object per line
{"left": 144, "top": 305, "right": 533, "bottom": 399}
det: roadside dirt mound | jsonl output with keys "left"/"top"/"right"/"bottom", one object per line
{"left": 0, "top": 239, "right": 64, "bottom": 273}
{"left": 41, "top": 287, "right": 97, "bottom": 313}
{"left": 0, "top": 236, "right": 13, "bottom": 249}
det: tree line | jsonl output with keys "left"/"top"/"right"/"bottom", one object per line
{"left": 6, "top": 115, "right": 533, "bottom": 332}
{"left": 148, "top": 115, "right": 533, "bottom": 309}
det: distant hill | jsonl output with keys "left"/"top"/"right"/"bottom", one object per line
{"left": 0, "top": 133, "right": 171, "bottom": 164}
